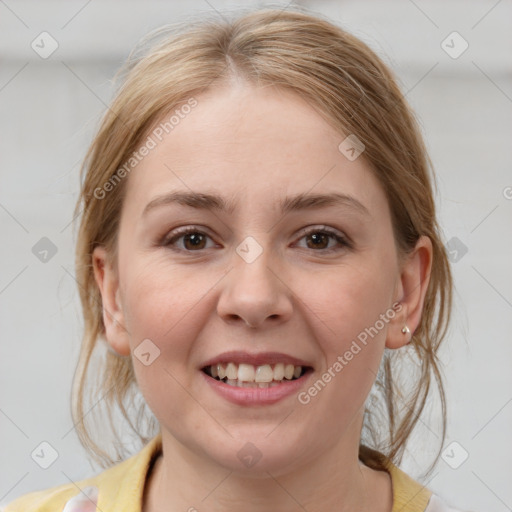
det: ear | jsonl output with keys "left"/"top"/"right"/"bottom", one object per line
{"left": 92, "top": 246, "right": 131, "bottom": 357}
{"left": 386, "top": 235, "right": 433, "bottom": 349}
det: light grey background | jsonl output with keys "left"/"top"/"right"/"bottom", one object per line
{"left": 1, "top": 0, "right": 511, "bottom": 510}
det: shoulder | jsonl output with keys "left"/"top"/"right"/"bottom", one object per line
{"left": 385, "top": 460, "right": 432, "bottom": 511}
{"left": 1, "top": 484, "right": 98, "bottom": 512}
{"left": 2, "top": 433, "right": 162, "bottom": 512}
{"left": 385, "top": 461, "right": 473, "bottom": 512}
{"left": 425, "top": 494, "right": 476, "bottom": 512}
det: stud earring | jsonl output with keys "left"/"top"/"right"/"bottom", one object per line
{"left": 401, "top": 325, "right": 410, "bottom": 335}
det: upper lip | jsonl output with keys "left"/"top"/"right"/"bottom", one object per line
{"left": 200, "top": 351, "right": 314, "bottom": 369}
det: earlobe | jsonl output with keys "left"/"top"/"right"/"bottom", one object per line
{"left": 385, "top": 236, "right": 433, "bottom": 350}
{"left": 385, "top": 301, "right": 411, "bottom": 349}
{"left": 92, "top": 246, "right": 131, "bottom": 357}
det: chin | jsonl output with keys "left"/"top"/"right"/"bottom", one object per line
{"left": 199, "top": 429, "right": 310, "bottom": 477}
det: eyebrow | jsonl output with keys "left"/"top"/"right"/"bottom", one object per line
{"left": 142, "top": 190, "right": 370, "bottom": 217}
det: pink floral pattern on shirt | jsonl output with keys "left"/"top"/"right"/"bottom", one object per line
{"left": 62, "top": 486, "right": 98, "bottom": 512}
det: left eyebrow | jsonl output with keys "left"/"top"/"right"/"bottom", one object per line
{"left": 142, "top": 190, "right": 370, "bottom": 217}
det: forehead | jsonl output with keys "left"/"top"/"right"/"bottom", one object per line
{"left": 122, "top": 83, "right": 387, "bottom": 218}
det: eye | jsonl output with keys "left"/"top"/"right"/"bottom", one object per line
{"left": 295, "top": 226, "right": 350, "bottom": 253}
{"left": 161, "top": 225, "right": 351, "bottom": 254}
{"left": 162, "top": 226, "right": 216, "bottom": 252}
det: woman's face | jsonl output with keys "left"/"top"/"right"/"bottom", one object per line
{"left": 94, "top": 82, "right": 430, "bottom": 474}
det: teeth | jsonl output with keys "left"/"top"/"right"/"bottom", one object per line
{"left": 238, "top": 363, "right": 255, "bottom": 382}
{"left": 206, "top": 362, "right": 305, "bottom": 384}
{"left": 274, "top": 363, "right": 285, "bottom": 380}
{"left": 226, "top": 362, "right": 237, "bottom": 380}
{"left": 255, "top": 364, "right": 273, "bottom": 383}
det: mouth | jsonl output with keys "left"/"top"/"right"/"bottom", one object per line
{"left": 201, "top": 362, "right": 313, "bottom": 388}
{"left": 199, "top": 351, "right": 315, "bottom": 405}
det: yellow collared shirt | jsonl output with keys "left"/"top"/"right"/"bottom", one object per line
{"left": 2, "top": 434, "right": 464, "bottom": 512}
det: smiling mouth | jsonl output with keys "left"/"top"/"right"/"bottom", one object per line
{"left": 202, "top": 362, "right": 312, "bottom": 388}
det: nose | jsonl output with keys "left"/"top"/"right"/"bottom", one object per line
{"left": 216, "top": 246, "right": 293, "bottom": 329}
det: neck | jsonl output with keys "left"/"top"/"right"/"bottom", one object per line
{"left": 143, "top": 423, "right": 392, "bottom": 512}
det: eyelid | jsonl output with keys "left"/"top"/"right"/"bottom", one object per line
{"left": 161, "top": 225, "right": 217, "bottom": 248}
{"left": 294, "top": 225, "right": 352, "bottom": 251}
{"left": 296, "top": 224, "right": 345, "bottom": 239}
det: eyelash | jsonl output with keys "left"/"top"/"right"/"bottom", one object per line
{"left": 161, "top": 225, "right": 351, "bottom": 254}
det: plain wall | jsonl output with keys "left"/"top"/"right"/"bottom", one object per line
{"left": 1, "top": 1, "right": 511, "bottom": 510}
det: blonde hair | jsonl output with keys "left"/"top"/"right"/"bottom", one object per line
{"left": 72, "top": 7, "right": 453, "bottom": 474}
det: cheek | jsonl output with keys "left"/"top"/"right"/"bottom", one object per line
{"left": 119, "top": 264, "right": 212, "bottom": 423}
{"left": 299, "top": 261, "right": 395, "bottom": 354}
{"left": 121, "top": 262, "right": 211, "bottom": 352}
{"left": 293, "top": 257, "right": 396, "bottom": 412}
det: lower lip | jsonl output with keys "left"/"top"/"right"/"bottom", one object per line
{"left": 201, "top": 370, "right": 312, "bottom": 406}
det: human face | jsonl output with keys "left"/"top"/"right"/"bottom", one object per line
{"left": 95, "top": 82, "right": 409, "bottom": 474}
